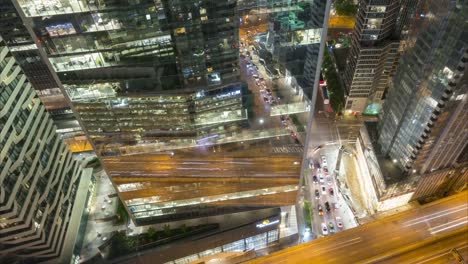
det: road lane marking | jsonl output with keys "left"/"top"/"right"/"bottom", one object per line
{"left": 402, "top": 205, "right": 467, "bottom": 227}
{"left": 429, "top": 217, "right": 468, "bottom": 235}
{"left": 427, "top": 215, "right": 468, "bottom": 231}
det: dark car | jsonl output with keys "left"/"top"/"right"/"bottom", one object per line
{"left": 325, "top": 202, "right": 331, "bottom": 212}
{"left": 315, "top": 189, "right": 320, "bottom": 199}
{"left": 329, "top": 188, "right": 334, "bottom": 196}
{"left": 313, "top": 175, "right": 318, "bottom": 183}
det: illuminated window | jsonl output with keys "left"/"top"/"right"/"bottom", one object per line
{"left": 175, "top": 27, "right": 186, "bottom": 35}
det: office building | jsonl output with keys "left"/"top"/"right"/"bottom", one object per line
{"left": 343, "top": 0, "right": 403, "bottom": 113}
{"left": 0, "top": 1, "right": 89, "bottom": 152}
{"left": 0, "top": 35, "right": 92, "bottom": 263}
{"left": 13, "top": 0, "right": 330, "bottom": 224}
{"left": 353, "top": 0, "right": 467, "bottom": 211}
{"left": 378, "top": 0, "right": 467, "bottom": 174}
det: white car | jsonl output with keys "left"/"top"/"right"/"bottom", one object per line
{"left": 321, "top": 156, "right": 327, "bottom": 166}
{"left": 321, "top": 223, "right": 329, "bottom": 235}
{"left": 321, "top": 185, "right": 327, "bottom": 195}
{"left": 326, "top": 176, "right": 333, "bottom": 186}
{"left": 253, "top": 74, "right": 259, "bottom": 79}
{"left": 319, "top": 175, "right": 325, "bottom": 183}
{"left": 336, "top": 217, "right": 343, "bottom": 229}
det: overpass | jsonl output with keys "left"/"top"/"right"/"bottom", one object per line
{"left": 249, "top": 191, "right": 468, "bottom": 263}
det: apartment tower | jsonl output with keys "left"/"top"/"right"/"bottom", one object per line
{"left": 0, "top": 36, "right": 91, "bottom": 263}
{"left": 343, "top": 0, "right": 401, "bottom": 113}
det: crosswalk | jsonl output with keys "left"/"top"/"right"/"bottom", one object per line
{"left": 271, "top": 145, "right": 304, "bottom": 154}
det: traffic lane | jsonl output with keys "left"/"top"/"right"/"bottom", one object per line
{"left": 378, "top": 230, "right": 468, "bottom": 264}
{"left": 241, "top": 58, "right": 285, "bottom": 130}
{"left": 249, "top": 191, "right": 468, "bottom": 264}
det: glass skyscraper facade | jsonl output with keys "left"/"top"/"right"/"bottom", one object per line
{"left": 342, "top": 0, "right": 401, "bottom": 113}
{"left": 378, "top": 0, "right": 467, "bottom": 174}
{"left": 13, "top": 0, "right": 330, "bottom": 224}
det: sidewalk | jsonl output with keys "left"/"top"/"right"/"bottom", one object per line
{"left": 79, "top": 170, "right": 125, "bottom": 263}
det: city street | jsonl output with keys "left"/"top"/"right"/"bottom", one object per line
{"left": 249, "top": 191, "right": 468, "bottom": 263}
{"left": 304, "top": 150, "right": 358, "bottom": 239}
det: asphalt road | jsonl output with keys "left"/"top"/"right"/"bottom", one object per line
{"left": 105, "top": 154, "right": 302, "bottom": 179}
{"left": 378, "top": 230, "right": 468, "bottom": 264}
{"left": 248, "top": 190, "right": 468, "bottom": 264}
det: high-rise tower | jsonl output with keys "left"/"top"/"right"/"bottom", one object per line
{"left": 12, "top": 0, "right": 331, "bottom": 224}
{"left": 0, "top": 35, "right": 91, "bottom": 263}
{"left": 343, "top": 0, "right": 405, "bottom": 113}
{"left": 377, "top": 0, "right": 467, "bottom": 199}
{"left": 0, "top": 0, "right": 89, "bottom": 151}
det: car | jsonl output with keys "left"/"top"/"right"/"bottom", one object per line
{"left": 280, "top": 117, "right": 288, "bottom": 125}
{"left": 253, "top": 74, "right": 259, "bottom": 79}
{"left": 319, "top": 175, "right": 325, "bottom": 183}
{"left": 333, "top": 202, "right": 340, "bottom": 210}
{"left": 326, "top": 176, "right": 333, "bottom": 186}
{"left": 246, "top": 62, "right": 253, "bottom": 67}
{"left": 290, "top": 131, "right": 297, "bottom": 139}
{"left": 321, "top": 185, "right": 327, "bottom": 195}
{"left": 318, "top": 205, "right": 324, "bottom": 216}
{"left": 265, "top": 88, "right": 272, "bottom": 93}
{"left": 336, "top": 217, "right": 343, "bottom": 229}
{"left": 255, "top": 80, "right": 261, "bottom": 86}
{"left": 329, "top": 188, "right": 334, "bottom": 196}
{"left": 312, "top": 145, "right": 322, "bottom": 153}
{"left": 309, "top": 160, "right": 315, "bottom": 169}
{"left": 321, "top": 223, "right": 329, "bottom": 235}
{"left": 263, "top": 96, "right": 270, "bottom": 103}
{"left": 323, "top": 167, "right": 329, "bottom": 173}
{"left": 321, "top": 156, "right": 327, "bottom": 166}
{"left": 312, "top": 175, "right": 318, "bottom": 183}
{"left": 329, "top": 222, "right": 335, "bottom": 233}
{"left": 315, "top": 189, "right": 320, "bottom": 199}
{"left": 325, "top": 201, "right": 331, "bottom": 212}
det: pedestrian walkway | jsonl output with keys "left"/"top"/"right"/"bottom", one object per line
{"left": 78, "top": 170, "right": 125, "bottom": 263}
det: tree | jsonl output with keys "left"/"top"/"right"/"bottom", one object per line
{"left": 322, "top": 49, "right": 345, "bottom": 114}
{"left": 334, "top": 0, "right": 358, "bottom": 16}
{"left": 146, "top": 227, "right": 156, "bottom": 240}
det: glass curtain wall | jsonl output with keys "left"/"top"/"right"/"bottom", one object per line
{"left": 17, "top": 0, "right": 330, "bottom": 224}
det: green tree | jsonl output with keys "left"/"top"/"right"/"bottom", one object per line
{"left": 334, "top": 0, "right": 358, "bottom": 16}
{"left": 146, "top": 227, "right": 156, "bottom": 240}
{"left": 322, "top": 48, "right": 345, "bottom": 114}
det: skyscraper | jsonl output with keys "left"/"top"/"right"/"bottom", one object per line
{"left": 377, "top": 0, "right": 467, "bottom": 198}
{"left": 12, "top": 0, "right": 331, "bottom": 225}
{"left": 0, "top": 36, "right": 91, "bottom": 263}
{"left": 0, "top": 0, "right": 89, "bottom": 151}
{"left": 343, "top": 0, "right": 403, "bottom": 113}
{"left": 352, "top": 0, "right": 466, "bottom": 211}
